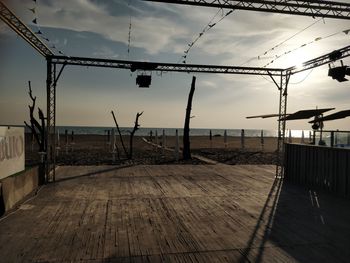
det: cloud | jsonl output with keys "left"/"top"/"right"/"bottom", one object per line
{"left": 22, "top": 0, "right": 188, "bottom": 55}
{"left": 92, "top": 46, "right": 119, "bottom": 58}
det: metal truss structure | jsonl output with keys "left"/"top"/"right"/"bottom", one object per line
{"left": 1, "top": 0, "right": 350, "bottom": 181}
{"left": 288, "top": 45, "right": 350, "bottom": 74}
{"left": 144, "top": 0, "right": 350, "bottom": 20}
{"left": 51, "top": 56, "right": 285, "bottom": 76}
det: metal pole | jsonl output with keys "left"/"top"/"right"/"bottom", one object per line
{"left": 274, "top": 71, "right": 291, "bottom": 178}
{"left": 46, "top": 57, "right": 57, "bottom": 182}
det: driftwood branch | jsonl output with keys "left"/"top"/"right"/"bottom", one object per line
{"left": 129, "top": 111, "right": 143, "bottom": 159}
{"left": 26, "top": 81, "right": 45, "bottom": 152}
{"left": 183, "top": 76, "right": 196, "bottom": 160}
{"left": 111, "top": 110, "right": 128, "bottom": 157}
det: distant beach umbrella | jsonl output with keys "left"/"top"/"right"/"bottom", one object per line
{"left": 224, "top": 130, "right": 227, "bottom": 147}
{"left": 241, "top": 129, "right": 245, "bottom": 149}
{"left": 288, "top": 130, "right": 292, "bottom": 143}
{"left": 155, "top": 130, "right": 158, "bottom": 146}
{"left": 335, "top": 131, "right": 338, "bottom": 146}
{"left": 64, "top": 130, "right": 68, "bottom": 145}
{"left": 301, "top": 130, "right": 305, "bottom": 143}
{"left": 57, "top": 129, "right": 60, "bottom": 144}
{"left": 162, "top": 129, "right": 166, "bottom": 148}
{"left": 111, "top": 129, "right": 115, "bottom": 152}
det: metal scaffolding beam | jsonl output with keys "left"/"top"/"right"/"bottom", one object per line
{"left": 0, "top": 1, "right": 53, "bottom": 57}
{"left": 288, "top": 45, "right": 350, "bottom": 74}
{"left": 50, "top": 55, "right": 285, "bottom": 76}
{"left": 144, "top": 0, "right": 350, "bottom": 20}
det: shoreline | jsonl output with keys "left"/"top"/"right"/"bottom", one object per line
{"left": 25, "top": 134, "right": 307, "bottom": 166}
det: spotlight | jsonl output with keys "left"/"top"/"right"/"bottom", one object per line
{"left": 136, "top": 75, "right": 151, "bottom": 88}
{"left": 328, "top": 61, "right": 350, "bottom": 82}
{"left": 328, "top": 66, "right": 348, "bottom": 82}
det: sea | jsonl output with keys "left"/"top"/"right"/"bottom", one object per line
{"left": 51, "top": 126, "right": 312, "bottom": 138}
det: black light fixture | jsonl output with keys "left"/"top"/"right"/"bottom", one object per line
{"left": 136, "top": 74, "right": 151, "bottom": 88}
{"left": 328, "top": 60, "right": 350, "bottom": 82}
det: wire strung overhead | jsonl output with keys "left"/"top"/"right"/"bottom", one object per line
{"left": 179, "top": 8, "right": 234, "bottom": 64}
{"left": 240, "top": 18, "right": 323, "bottom": 67}
{"left": 262, "top": 28, "right": 350, "bottom": 68}
{"left": 29, "top": 0, "right": 66, "bottom": 55}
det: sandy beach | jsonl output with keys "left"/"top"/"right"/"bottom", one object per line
{"left": 25, "top": 133, "right": 307, "bottom": 166}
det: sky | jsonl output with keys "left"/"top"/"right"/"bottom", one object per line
{"left": 0, "top": 0, "right": 350, "bottom": 130}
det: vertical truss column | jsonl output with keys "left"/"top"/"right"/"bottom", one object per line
{"left": 46, "top": 57, "right": 56, "bottom": 182}
{"left": 270, "top": 71, "right": 291, "bottom": 178}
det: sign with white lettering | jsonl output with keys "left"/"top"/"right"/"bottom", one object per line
{"left": 0, "top": 127, "right": 25, "bottom": 180}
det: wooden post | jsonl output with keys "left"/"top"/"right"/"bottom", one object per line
{"left": 183, "top": 76, "right": 196, "bottom": 160}
{"left": 330, "top": 131, "right": 334, "bottom": 147}
{"left": 335, "top": 130, "right": 338, "bottom": 146}
{"left": 261, "top": 130, "right": 264, "bottom": 150}
{"left": 175, "top": 129, "right": 179, "bottom": 161}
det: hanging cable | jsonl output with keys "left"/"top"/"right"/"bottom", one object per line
{"left": 240, "top": 18, "right": 323, "bottom": 67}
{"left": 262, "top": 29, "right": 349, "bottom": 68}
{"left": 29, "top": 0, "right": 66, "bottom": 55}
{"left": 290, "top": 68, "right": 314, "bottom": 84}
{"left": 179, "top": 8, "right": 234, "bottom": 64}
{"left": 127, "top": 0, "right": 132, "bottom": 59}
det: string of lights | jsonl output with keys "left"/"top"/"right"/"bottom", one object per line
{"left": 29, "top": 0, "right": 66, "bottom": 55}
{"left": 179, "top": 8, "right": 234, "bottom": 64}
{"left": 240, "top": 18, "right": 323, "bottom": 67}
{"left": 127, "top": 0, "right": 132, "bottom": 58}
{"left": 262, "top": 28, "right": 350, "bottom": 68}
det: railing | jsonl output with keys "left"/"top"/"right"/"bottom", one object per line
{"left": 284, "top": 143, "right": 350, "bottom": 197}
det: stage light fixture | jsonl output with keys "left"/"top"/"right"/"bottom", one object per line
{"left": 328, "top": 61, "right": 349, "bottom": 82}
{"left": 328, "top": 66, "right": 348, "bottom": 82}
{"left": 136, "top": 75, "right": 151, "bottom": 88}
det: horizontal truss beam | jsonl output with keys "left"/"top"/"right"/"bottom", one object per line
{"left": 51, "top": 44, "right": 350, "bottom": 76}
{"left": 144, "top": 0, "right": 350, "bottom": 20}
{"left": 50, "top": 56, "right": 285, "bottom": 76}
{"left": 288, "top": 45, "right": 350, "bottom": 74}
{"left": 0, "top": 1, "right": 53, "bottom": 57}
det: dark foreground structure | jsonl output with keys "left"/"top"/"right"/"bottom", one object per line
{"left": 1, "top": 164, "right": 350, "bottom": 262}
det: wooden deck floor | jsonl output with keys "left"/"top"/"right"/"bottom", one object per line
{"left": 1, "top": 164, "right": 350, "bottom": 262}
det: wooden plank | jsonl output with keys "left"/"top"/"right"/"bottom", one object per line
{"left": 1, "top": 164, "right": 350, "bottom": 262}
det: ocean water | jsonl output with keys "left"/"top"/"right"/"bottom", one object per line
{"left": 53, "top": 126, "right": 312, "bottom": 138}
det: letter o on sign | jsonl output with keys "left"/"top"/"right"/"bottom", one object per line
{"left": 15, "top": 136, "right": 24, "bottom": 157}
{"left": 0, "top": 139, "right": 5, "bottom": 161}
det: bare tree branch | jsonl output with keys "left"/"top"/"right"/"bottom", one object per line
{"left": 129, "top": 111, "right": 144, "bottom": 159}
